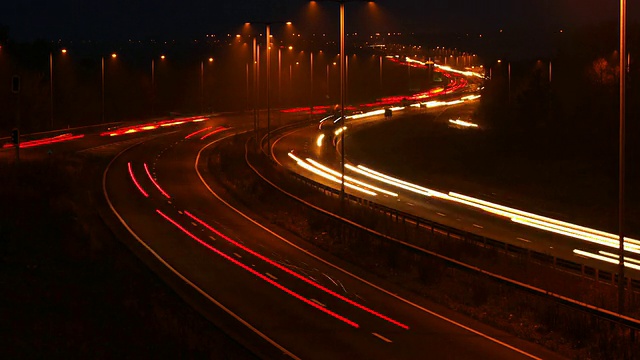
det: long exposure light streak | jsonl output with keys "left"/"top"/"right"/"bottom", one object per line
{"left": 156, "top": 209, "right": 360, "bottom": 328}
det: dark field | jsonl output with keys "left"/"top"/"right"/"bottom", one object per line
{"left": 346, "top": 105, "right": 640, "bottom": 237}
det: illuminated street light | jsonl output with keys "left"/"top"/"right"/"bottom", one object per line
{"left": 49, "top": 49, "right": 68, "bottom": 129}
{"left": 246, "top": 20, "right": 292, "bottom": 154}
{"left": 102, "top": 53, "right": 117, "bottom": 123}
{"left": 314, "top": 0, "right": 370, "bottom": 205}
{"left": 618, "top": 0, "right": 627, "bottom": 314}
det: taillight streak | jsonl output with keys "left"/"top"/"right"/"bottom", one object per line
{"left": 143, "top": 163, "right": 170, "bottom": 198}
{"left": 185, "top": 126, "right": 213, "bottom": 139}
{"left": 200, "top": 127, "right": 227, "bottom": 140}
{"left": 185, "top": 210, "right": 409, "bottom": 330}
{"left": 127, "top": 162, "right": 149, "bottom": 197}
{"left": 156, "top": 209, "right": 359, "bottom": 328}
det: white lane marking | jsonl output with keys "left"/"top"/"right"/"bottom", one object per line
{"left": 208, "top": 235, "right": 216, "bottom": 241}
{"left": 103, "top": 135, "right": 300, "bottom": 360}
{"left": 436, "top": 212, "right": 446, "bottom": 217}
{"left": 310, "top": 299, "right": 326, "bottom": 307}
{"left": 167, "top": 200, "right": 172, "bottom": 205}
{"left": 472, "top": 224, "right": 484, "bottom": 229}
{"left": 191, "top": 221, "right": 198, "bottom": 227}
{"left": 517, "top": 237, "right": 531, "bottom": 243}
{"left": 233, "top": 253, "right": 242, "bottom": 259}
{"left": 372, "top": 333, "right": 392, "bottom": 343}
{"left": 196, "top": 136, "right": 543, "bottom": 360}
{"left": 266, "top": 272, "right": 278, "bottom": 280}
{"left": 178, "top": 210, "right": 184, "bottom": 215}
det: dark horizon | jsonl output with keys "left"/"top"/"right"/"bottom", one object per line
{"left": 3, "top": 0, "right": 635, "bottom": 43}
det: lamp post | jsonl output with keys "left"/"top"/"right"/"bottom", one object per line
{"left": 49, "top": 48, "right": 68, "bottom": 129}
{"left": 310, "top": 51, "right": 314, "bottom": 119}
{"left": 200, "top": 60, "right": 204, "bottom": 114}
{"left": 151, "top": 55, "right": 166, "bottom": 117}
{"left": 278, "top": 47, "right": 282, "bottom": 105}
{"left": 618, "top": 0, "right": 627, "bottom": 314}
{"left": 379, "top": 55, "right": 383, "bottom": 96}
{"left": 49, "top": 52, "right": 53, "bottom": 129}
{"left": 151, "top": 58, "right": 155, "bottom": 116}
{"left": 246, "top": 21, "right": 292, "bottom": 154}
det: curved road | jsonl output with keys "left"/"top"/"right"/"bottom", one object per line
{"left": 103, "top": 117, "right": 563, "bottom": 359}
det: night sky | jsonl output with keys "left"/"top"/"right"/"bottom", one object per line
{"left": 2, "top": 0, "right": 631, "bottom": 42}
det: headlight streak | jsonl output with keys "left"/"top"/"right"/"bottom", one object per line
{"left": 334, "top": 126, "right": 347, "bottom": 136}
{"left": 143, "top": 163, "right": 170, "bottom": 199}
{"left": 305, "top": 158, "right": 398, "bottom": 197}
{"left": 184, "top": 211, "right": 409, "bottom": 330}
{"left": 357, "top": 165, "right": 451, "bottom": 197}
{"left": 185, "top": 126, "right": 213, "bottom": 139}
{"left": 449, "top": 119, "right": 479, "bottom": 128}
{"left": 336, "top": 162, "right": 639, "bottom": 255}
{"left": 599, "top": 250, "right": 640, "bottom": 265}
{"left": 156, "top": 209, "right": 360, "bottom": 328}
{"left": 288, "top": 153, "right": 377, "bottom": 196}
{"left": 127, "top": 162, "right": 149, "bottom": 198}
{"left": 316, "top": 133, "right": 325, "bottom": 147}
{"left": 573, "top": 249, "right": 640, "bottom": 271}
{"left": 345, "top": 164, "right": 432, "bottom": 197}
{"left": 449, "top": 192, "right": 640, "bottom": 250}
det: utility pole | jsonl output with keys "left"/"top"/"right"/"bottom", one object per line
{"left": 618, "top": 0, "right": 627, "bottom": 315}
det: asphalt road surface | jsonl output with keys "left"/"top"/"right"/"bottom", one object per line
{"left": 103, "top": 116, "right": 563, "bottom": 359}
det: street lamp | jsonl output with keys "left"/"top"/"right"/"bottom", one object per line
{"left": 618, "top": 0, "right": 627, "bottom": 314}
{"left": 245, "top": 21, "right": 293, "bottom": 153}
{"left": 151, "top": 55, "right": 166, "bottom": 117}
{"left": 50, "top": 48, "right": 67, "bottom": 129}
{"left": 315, "top": 0, "right": 370, "bottom": 204}
{"left": 200, "top": 57, "right": 213, "bottom": 114}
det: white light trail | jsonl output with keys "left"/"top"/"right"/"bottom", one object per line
{"left": 306, "top": 158, "right": 398, "bottom": 197}
{"left": 288, "top": 153, "right": 377, "bottom": 196}
{"left": 573, "top": 249, "right": 640, "bottom": 271}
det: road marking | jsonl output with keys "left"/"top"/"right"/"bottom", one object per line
{"left": 208, "top": 235, "right": 216, "bottom": 241}
{"left": 436, "top": 212, "right": 446, "bottom": 217}
{"left": 178, "top": 210, "right": 183, "bottom": 215}
{"left": 266, "top": 272, "right": 278, "bottom": 280}
{"left": 233, "top": 252, "right": 242, "bottom": 259}
{"left": 372, "top": 332, "right": 392, "bottom": 343}
{"left": 310, "top": 299, "right": 326, "bottom": 307}
{"left": 472, "top": 224, "right": 484, "bottom": 229}
{"left": 191, "top": 221, "right": 198, "bottom": 227}
{"left": 167, "top": 200, "right": 172, "bottom": 205}
{"left": 517, "top": 237, "right": 531, "bottom": 243}
{"left": 102, "top": 135, "right": 301, "bottom": 360}
{"left": 196, "top": 135, "right": 543, "bottom": 360}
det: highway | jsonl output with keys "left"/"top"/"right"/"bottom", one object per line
{"left": 101, "top": 116, "right": 562, "bottom": 359}
{"left": 269, "top": 68, "right": 640, "bottom": 281}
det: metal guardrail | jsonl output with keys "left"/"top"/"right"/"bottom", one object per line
{"left": 255, "top": 122, "right": 640, "bottom": 330}
{"left": 281, "top": 167, "right": 640, "bottom": 330}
